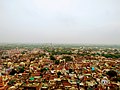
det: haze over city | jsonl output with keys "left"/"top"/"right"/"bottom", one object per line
{"left": 0, "top": 1, "right": 120, "bottom": 89}
{"left": 0, "top": 0, "right": 120, "bottom": 45}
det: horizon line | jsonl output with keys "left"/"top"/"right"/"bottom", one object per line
{"left": 0, "top": 42, "right": 120, "bottom": 46}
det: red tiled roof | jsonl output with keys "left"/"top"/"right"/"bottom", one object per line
{"left": 62, "top": 82, "right": 71, "bottom": 86}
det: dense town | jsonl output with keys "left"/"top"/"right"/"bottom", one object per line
{"left": 0, "top": 45, "right": 120, "bottom": 90}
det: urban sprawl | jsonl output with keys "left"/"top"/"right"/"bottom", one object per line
{"left": 0, "top": 45, "right": 120, "bottom": 90}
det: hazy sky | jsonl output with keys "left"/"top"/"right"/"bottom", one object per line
{"left": 0, "top": 0, "right": 120, "bottom": 44}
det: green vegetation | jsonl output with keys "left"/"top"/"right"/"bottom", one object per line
{"left": 50, "top": 55, "right": 56, "bottom": 60}
{"left": 8, "top": 79, "right": 16, "bottom": 85}
{"left": 17, "top": 66, "right": 25, "bottom": 73}
{"left": 40, "top": 68, "right": 49, "bottom": 73}
{"left": 106, "top": 70, "right": 117, "bottom": 78}
{"left": 57, "top": 71, "right": 62, "bottom": 78}
{"left": 62, "top": 56, "right": 73, "bottom": 62}
{"left": 69, "top": 69, "right": 73, "bottom": 73}
{"left": 54, "top": 60, "right": 60, "bottom": 65}
{"left": 102, "top": 54, "right": 120, "bottom": 59}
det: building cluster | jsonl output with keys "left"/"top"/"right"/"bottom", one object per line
{"left": 0, "top": 47, "right": 120, "bottom": 90}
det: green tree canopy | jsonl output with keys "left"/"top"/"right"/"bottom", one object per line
{"left": 62, "top": 56, "right": 73, "bottom": 62}
{"left": 106, "top": 70, "right": 117, "bottom": 78}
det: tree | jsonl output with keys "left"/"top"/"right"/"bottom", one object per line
{"left": 62, "top": 56, "right": 73, "bottom": 62}
{"left": 9, "top": 69, "right": 17, "bottom": 75}
{"left": 8, "top": 79, "right": 16, "bottom": 85}
{"left": 18, "top": 66, "right": 25, "bottom": 73}
{"left": 55, "top": 60, "right": 60, "bottom": 65}
{"left": 39, "top": 53, "right": 46, "bottom": 57}
{"left": 40, "top": 68, "right": 48, "bottom": 73}
{"left": 50, "top": 55, "right": 56, "bottom": 60}
{"left": 106, "top": 70, "right": 117, "bottom": 78}
{"left": 69, "top": 69, "right": 73, "bottom": 73}
{"left": 57, "top": 72, "right": 62, "bottom": 78}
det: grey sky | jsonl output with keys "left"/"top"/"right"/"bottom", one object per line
{"left": 0, "top": 0, "right": 120, "bottom": 44}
